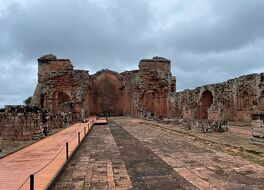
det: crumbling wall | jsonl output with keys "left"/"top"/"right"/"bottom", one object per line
{"left": 89, "top": 70, "right": 124, "bottom": 115}
{"left": 30, "top": 54, "right": 91, "bottom": 123}
{"left": 2, "top": 54, "right": 263, "bottom": 141}
{"left": 40, "top": 69, "right": 90, "bottom": 122}
{"left": 171, "top": 73, "right": 264, "bottom": 122}
{"left": 131, "top": 57, "right": 176, "bottom": 118}
{"left": 0, "top": 105, "right": 74, "bottom": 140}
{"left": 33, "top": 54, "right": 262, "bottom": 122}
{"left": 1, "top": 106, "right": 43, "bottom": 140}
{"left": 31, "top": 55, "right": 176, "bottom": 119}
{"left": 0, "top": 110, "right": 5, "bottom": 137}
{"left": 120, "top": 70, "right": 138, "bottom": 116}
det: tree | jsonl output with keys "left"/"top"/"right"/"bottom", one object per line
{"left": 24, "top": 96, "right": 32, "bottom": 106}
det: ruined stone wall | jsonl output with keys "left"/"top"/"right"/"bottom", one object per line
{"left": 138, "top": 57, "right": 171, "bottom": 72}
{"left": 40, "top": 70, "right": 90, "bottom": 121}
{"left": 170, "top": 73, "right": 264, "bottom": 122}
{"left": 1, "top": 54, "right": 263, "bottom": 140}
{"left": 0, "top": 106, "right": 43, "bottom": 140}
{"left": 31, "top": 54, "right": 91, "bottom": 123}
{"left": 0, "top": 110, "right": 5, "bottom": 137}
{"left": 129, "top": 57, "right": 176, "bottom": 118}
{"left": 89, "top": 70, "right": 124, "bottom": 116}
{"left": 120, "top": 70, "right": 138, "bottom": 116}
{"left": 31, "top": 55, "right": 176, "bottom": 119}
{"left": 87, "top": 57, "right": 176, "bottom": 118}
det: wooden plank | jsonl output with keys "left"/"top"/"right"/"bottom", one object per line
{"left": 94, "top": 117, "right": 108, "bottom": 125}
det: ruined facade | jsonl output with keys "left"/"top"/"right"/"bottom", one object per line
{"left": 30, "top": 54, "right": 263, "bottom": 122}
{"left": 170, "top": 73, "right": 264, "bottom": 122}
{"left": 0, "top": 54, "right": 263, "bottom": 140}
{"left": 30, "top": 54, "right": 176, "bottom": 120}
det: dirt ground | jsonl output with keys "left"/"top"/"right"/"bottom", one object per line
{"left": 0, "top": 138, "right": 35, "bottom": 158}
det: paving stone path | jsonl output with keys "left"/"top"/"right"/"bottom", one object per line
{"left": 109, "top": 123, "right": 196, "bottom": 190}
{"left": 52, "top": 124, "right": 132, "bottom": 190}
{"left": 52, "top": 117, "right": 264, "bottom": 190}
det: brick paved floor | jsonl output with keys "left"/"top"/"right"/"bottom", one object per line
{"left": 52, "top": 117, "right": 264, "bottom": 190}
{"left": 52, "top": 124, "right": 132, "bottom": 190}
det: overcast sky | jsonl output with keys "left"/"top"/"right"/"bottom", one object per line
{"left": 0, "top": 0, "right": 264, "bottom": 107}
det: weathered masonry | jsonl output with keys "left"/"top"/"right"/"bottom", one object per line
{"left": 30, "top": 54, "right": 263, "bottom": 122}
{"left": 171, "top": 73, "right": 264, "bottom": 121}
{"left": 0, "top": 54, "right": 263, "bottom": 140}
{"left": 30, "top": 54, "right": 176, "bottom": 119}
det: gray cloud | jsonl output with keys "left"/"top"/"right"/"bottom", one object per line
{"left": 152, "top": 0, "right": 264, "bottom": 53}
{"left": 0, "top": 0, "right": 264, "bottom": 107}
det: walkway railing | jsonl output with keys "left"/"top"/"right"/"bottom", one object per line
{"left": 17, "top": 117, "right": 96, "bottom": 190}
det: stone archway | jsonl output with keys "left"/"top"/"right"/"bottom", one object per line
{"left": 140, "top": 90, "right": 155, "bottom": 115}
{"left": 52, "top": 91, "right": 71, "bottom": 113}
{"left": 241, "top": 91, "right": 250, "bottom": 109}
{"left": 90, "top": 71, "right": 124, "bottom": 115}
{"left": 199, "top": 90, "right": 213, "bottom": 119}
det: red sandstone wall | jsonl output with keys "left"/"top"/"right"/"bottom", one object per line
{"left": 172, "top": 73, "right": 264, "bottom": 122}
{"left": 31, "top": 54, "right": 264, "bottom": 123}
{"left": 39, "top": 60, "right": 73, "bottom": 73}
{"left": 30, "top": 55, "right": 175, "bottom": 119}
{"left": 135, "top": 57, "right": 173, "bottom": 118}
{"left": 38, "top": 60, "right": 73, "bottom": 83}
{"left": 139, "top": 57, "right": 171, "bottom": 72}
{"left": 0, "top": 113, "right": 4, "bottom": 136}
{"left": 89, "top": 71, "right": 124, "bottom": 115}
{"left": 1, "top": 107, "right": 43, "bottom": 140}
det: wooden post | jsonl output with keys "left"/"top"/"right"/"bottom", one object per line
{"left": 30, "top": 174, "right": 34, "bottom": 190}
{"left": 66, "top": 142, "right": 69, "bottom": 160}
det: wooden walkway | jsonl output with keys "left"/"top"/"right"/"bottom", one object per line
{"left": 94, "top": 117, "right": 108, "bottom": 125}
{"left": 0, "top": 117, "right": 96, "bottom": 190}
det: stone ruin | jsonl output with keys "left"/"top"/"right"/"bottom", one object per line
{"left": 0, "top": 106, "right": 43, "bottom": 140}
{"left": 170, "top": 73, "right": 264, "bottom": 122}
{"left": 0, "top": 54, "right": 263, "bottom": 140}
{"left": 251, "top": 119, "right": 264, "bottom": 144}
{"left": 0, "top": 105, "right": 73, "bottom": 140}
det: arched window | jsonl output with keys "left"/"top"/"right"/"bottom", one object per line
{"left": 199, "top": 90, "right": 213, "bottom": 119}
{"left": 52, "top": 91, "right": 71, "bottom": 113}
{"left": 58, "top": 92, "right": 70, "bottom": 104}
{"left": 242, "top": 91, "right": 250, "bottom": 109}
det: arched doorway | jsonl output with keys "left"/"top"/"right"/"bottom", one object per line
{"left": 199, "top": 90, "right": 213, "bottom": 119}
{"left": 58, "top": 92, "right": 70, "bottom": 104}
{"left": 90, "top": 71, "right": 123, "bottom": 115}
{"left": 52, "top": 91, "right": 71, "bottom": 113}
{"left": 140, "top": 90, "right": 155, "bottom": 115}
{"left": 241, "top": 91, "right": 250, "bottom": 109}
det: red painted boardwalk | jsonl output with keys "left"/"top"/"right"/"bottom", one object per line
{"left": 0, "top": 117, "right": 96, "bottom": 190}
{"left": 94, "top": 117, "right": 108, "bottom": 125}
